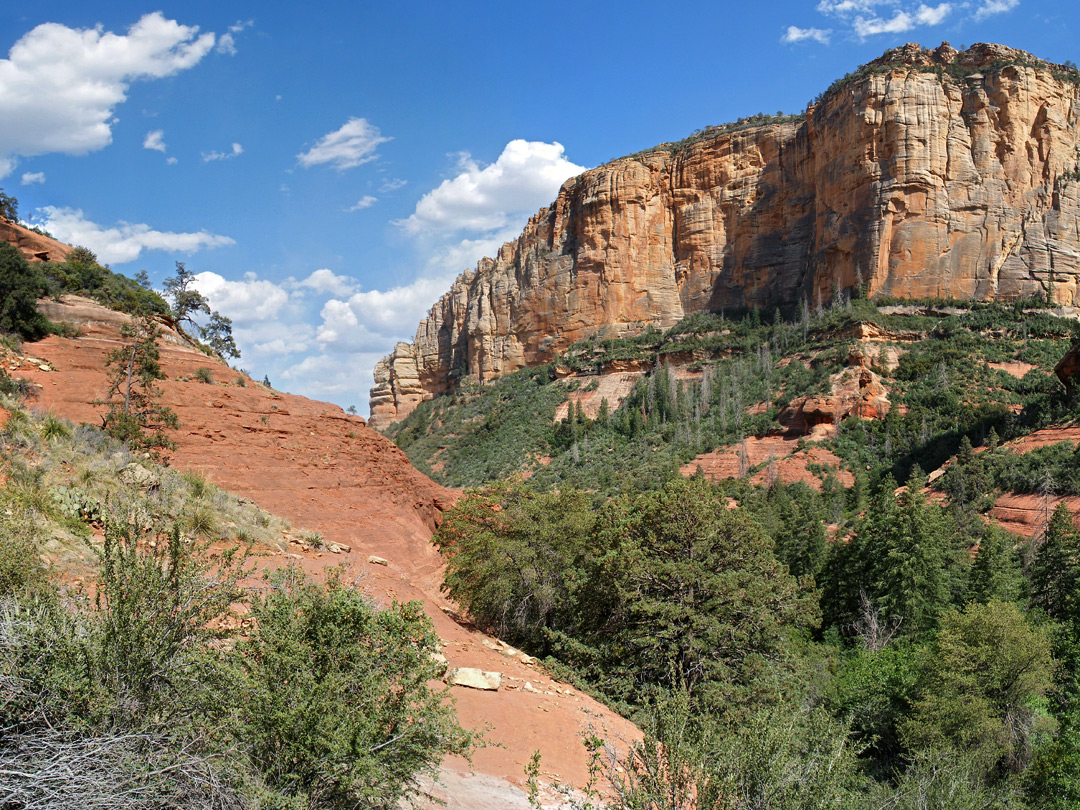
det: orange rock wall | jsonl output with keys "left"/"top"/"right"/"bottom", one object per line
{"left": 370, "top": 44, "right": 1080, "bottom": 428}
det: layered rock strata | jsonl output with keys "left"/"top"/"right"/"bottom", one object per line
{"left": 371, "top": 43, "right": 1080, "bottom": 428}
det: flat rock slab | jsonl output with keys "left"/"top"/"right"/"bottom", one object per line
{"left": 447, "top": 667, "right": 502, "bottom": 691}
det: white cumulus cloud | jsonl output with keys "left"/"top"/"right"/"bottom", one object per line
{"left": 0, "top": 13, "right": 216, "bottom": 177}
{"left": 783, "top": 26, "right": 832, "bottom": 44}
{"left": 202, "top": 142, "right": 243, "bottom": 162}
{"left": 143, "top": 129, "right": 166, "bottom": 152}
{"left": 20, "top": 171, "right": 44, "bottom": 185}
{"left": 400, "top": 140, "right": 586, "bottom": 234}
{"left": 290, "top": 268, "right": 358, "bottom": 297}
{"left": 317, "top": 275, "right": 457, "bottom": 349}
{"left": 39, "top": 206, "right": 234, "bottom": 264}
{"left": 193, "top": 271, "right": 290, "bottom": 322}
{"left": 915, "top": 3, "right": 952, "bottom": 24}
{"left": 297, "top": 118, "right": 390, "bottom": 171}
{"left": 974, "top": 0, "right": 1019, "bottom": 19}
{"left": 813, "top": 0, "right": 957, "bottom": 39}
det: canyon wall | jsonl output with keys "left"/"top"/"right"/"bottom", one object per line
{"left": 370, "top": 43, "right": 1080, "bottom": 428}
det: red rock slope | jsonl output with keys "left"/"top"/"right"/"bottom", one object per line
{"left": 0, "top": 219, "right": 72, "bottom": 262}
{"left": 18, "top": 296, "right": 636, "bottom": 809}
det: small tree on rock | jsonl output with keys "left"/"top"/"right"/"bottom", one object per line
{"left": 200, "top": 311, "right": 239, "bottom": 359}
{"left": 99, "top": 315, "right": 178, "bottom": 456}
{"left": 0, "top": 187, "right": 18, "bottom": 222}
{"left": 163, "top": 262, "right": 239, "bottom": 359}
{"left": 162, "top": 262, "right": 209, "bottom": 332}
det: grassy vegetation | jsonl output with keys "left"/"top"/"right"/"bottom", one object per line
{"left": 0, "top": 397, "right": 289, "bottom": 571}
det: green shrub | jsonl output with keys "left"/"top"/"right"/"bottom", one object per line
{"left": 232, "top": 566, "right": 474, "bottom": 809}
{"left": 194, "top": 366, "right": 214, "bottom": 384}
{"left": 0, "top": 500, "right": 49, "bottom": 597}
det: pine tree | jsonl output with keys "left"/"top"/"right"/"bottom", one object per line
{"left": 200, "top": 311, "right": 240, "bottom": 359}
{"left": 163, "top": 261, "right": 210, "bottom": 331}
{"left": 874, "top": 469, "right": 951, "bottom": 636}
{"left": 968, "top": 526, "right": 1023, "bottom": 605}
{"left": 1029, "top": 502, "right": 1080, "bottom": 620}
{"left": 597, "top": 397, "right": 610, "bottom": 425}
{"left": 827, "top": 473, "right": 952, "bottom": 638}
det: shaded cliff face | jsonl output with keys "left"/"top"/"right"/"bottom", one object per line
{"left": 370, "top": 43, "right": 1080, "bottom": 428}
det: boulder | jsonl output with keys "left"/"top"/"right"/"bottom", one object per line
{"left": 119, "top": 463, "right": 159, "bottom": 490}
{"left": 446, "top": 667, "right": 502, "bottom": 691}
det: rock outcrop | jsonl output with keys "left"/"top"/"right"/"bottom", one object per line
{"left": 370, "top": 43, "right": 1080, "bottom": 428}
{"left": 0, "top": 219, "right": 72, "bottom": 263}
{"left": 1056, "top": 341, "right": 1080, "bottom": 395}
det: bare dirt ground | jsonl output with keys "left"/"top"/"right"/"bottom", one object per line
{"left": 18, "top": 296, "right": 637, "bottom": 808}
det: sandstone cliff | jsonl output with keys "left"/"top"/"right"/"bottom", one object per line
{"left": 370, "top": 43, "right": 1080, "bottom": 428}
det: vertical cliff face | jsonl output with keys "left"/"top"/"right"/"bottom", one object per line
{"left": 370, "top": 43, "right": 1080, "bottom": 429}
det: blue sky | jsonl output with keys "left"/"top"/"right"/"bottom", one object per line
{"left": 1, "top": 1, "right": 1074, "bottom": 412}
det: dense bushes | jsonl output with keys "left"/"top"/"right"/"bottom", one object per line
{"left": 439, "top": 468, "right": 1080, "bottom": 807}
{"left": 40, "top": 246, "right": 169, "bottom": 317}
{"left": 0, "top": 242, "right": 52, "bottom": 340}
{"left": 437, "top": 477, "right": 815, "bottom": 713}
{"left": 0, "top": 522, "right": 472, "bottom": 809}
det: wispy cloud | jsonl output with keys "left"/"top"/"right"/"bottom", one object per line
{"left": 20, "top": 171, "right": 44, "bottom": 185}
{"left": 297, "top": 118, "right": 390, "bottom": 171}
{"left": 790, "top": 0, "right": 998, "bottom": 44}
{"left": 216, "top": 19, "right": 253, "bottom": 55}
{"left": 974, "top": 0, "right": 1019, "bottom": 20}
{"left": 782, "top": 25, "right": 831, "bottom": 44}
{"left": 347, "top": 196, "right": 378, "bottom": 212}
{"left": 202, "top": 142, "right": 243, "bottom": 162}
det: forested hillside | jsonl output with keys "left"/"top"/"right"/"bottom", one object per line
{"left": 392, "top": 293, "right": 1080, "bottom": 806}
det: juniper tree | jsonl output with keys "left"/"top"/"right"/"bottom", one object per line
{"left": 0, "top": 186, "right": 18, "bottom": 221}
{"left": 0, "top": 242, "right": 51, "bottom": 340}
{"left": 162, "top": 261, "right": 210, "bottom": 331}
{"left": 200, "top": 311, "right": 239, "bottom": 359}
